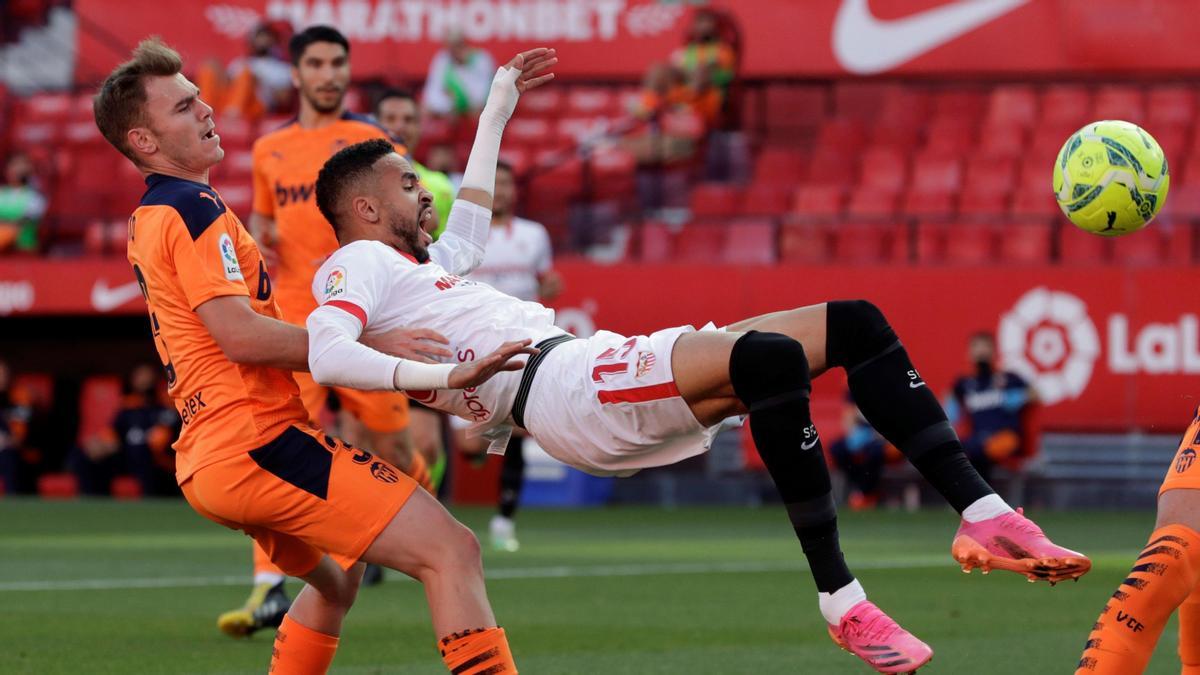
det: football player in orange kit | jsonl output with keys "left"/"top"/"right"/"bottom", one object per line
{"left": 94, "top": 36, "right": 555, "bottom": 673}
{"left": 224, "top": 25, "right": 439, "bottom": 631}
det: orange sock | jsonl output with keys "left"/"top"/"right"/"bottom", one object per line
{"left": 1077, "top": 524, "right": 1200, "bottom": 674}
{"left": 254, "top": 541, "right": 286, "bottom": 581}
{"left": 439, "top": 627, "right": 517, "bottom": 674}
{"left": 1180, "top": 578, "right": 1200, "bottom": 674}
{"left": 270, "top": 615, "right": 339, "bottom": 675}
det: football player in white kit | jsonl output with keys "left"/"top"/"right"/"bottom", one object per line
{"left": 460, "top": 159, "right": 563, "bottom": 552}
{"left": 304, "top": 71, "right": 1092, "bottom": 675}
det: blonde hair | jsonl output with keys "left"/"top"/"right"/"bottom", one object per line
{"left": 93, "top": 37, "right": 183, "bottom": 163}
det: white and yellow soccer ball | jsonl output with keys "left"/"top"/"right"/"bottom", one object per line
{"left": 1052, "top": 120, "right": 1169, "bottom": 236}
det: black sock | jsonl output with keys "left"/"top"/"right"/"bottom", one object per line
{"left": 498, "top": 436, "right": 524, "bottom": 520}
{"left": 732, "top": 332, "right": 855, "bottom": 593}
{"left": 827, "top": 300, "right": 994, "bottom": 513}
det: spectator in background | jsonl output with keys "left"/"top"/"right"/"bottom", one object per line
{"left": 670, "top": 8, "right": 737, "bottom": 101}
{"left": 422, "top": 30, "right": 495, "bottom": 119}
{"left": 0, "top": 152, "right": 46, "bottom": 254}
{"left": 194, "top": 22, "right": 293, "bottom": 120}
{"left": 829, "top": 395, "right": 891, "bottom": 511}
{"left": 71, "top": 365, "right": 181, "bottom": 496}
{"left": 946, "top": 332, "right": 1037, "bottom": 483}
{"left": 424, "top": 143, "right": 464, "bottom": 192}
{"left": 0, "top": 360, "right": 35, "bottom": 493}
{"left": 374, "top": 88, "right": 455, "bottom": 238}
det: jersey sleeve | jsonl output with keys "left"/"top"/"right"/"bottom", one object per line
{"left": 250, "top": 141, "right": 275, "bottom": 218}
{"left": 311, "top": 243, "right": 394, "bottom": 329}
{"left": 165, "top": 212, "right": 251, "bottom": 310}
{"left": 428, "top": 199, "right": 490, "bottom": 275}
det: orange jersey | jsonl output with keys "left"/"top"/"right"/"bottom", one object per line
{"left": 251, "top": 112, "right": 403, "bottom": 323}
{"left": 127, "top": 173, "right": 308, "bottom": 481}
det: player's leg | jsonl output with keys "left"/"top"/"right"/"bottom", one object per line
{"left": 729, "top": 300, "right": 1090, "bottom": 581}
{"left": 361, "top": 487, "right": 515, "bottom": 673}
{"left": 673, "top": 330, "right": 932, "bottom": 673}
{"left": 262, "top": 543, "right": 355, "bottom": 675}
{"left": 409, "top": 403, "right": 449, "bottom": 491}
{"left": 491, "top": 435, "right": 524, "bottom": 552}
{"left": 216, "top": 541, "right": 291, "bottom": 637}
{"left": 1077, "top": 417, "right": 1200, "bottom": 675}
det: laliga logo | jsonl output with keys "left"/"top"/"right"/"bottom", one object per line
{"left": 998, "top": 287, "right": 1100, "bottom": 405}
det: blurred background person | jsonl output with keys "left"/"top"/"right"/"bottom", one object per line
{"left": 373, "top": 88, "right": 455, "bottom": 238}
{"left": 0, "top": 360, "right": 35, "bottom": 493}
{"left": 0, "top": 151, "right": 46, "bottom": 254}
{"left": 422, "top": 30, "right": 495, "bottom": 120}
{"left": 947, "top": 332, "right": 1038, "bottom": 484}
{"left": 194, "top": 22, "right": 293, "bottom": 120}
{"left": 828, "top": 394, "right": 892, "bottom": 511}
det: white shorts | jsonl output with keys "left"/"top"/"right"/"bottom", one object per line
{"left": 522, "top": 324, "right": 727, "bottom": 477}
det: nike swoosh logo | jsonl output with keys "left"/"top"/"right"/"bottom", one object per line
{"left": 91, "top": 280, "right": 143, "bottom": 312}
{"left": 801, "top": 437, "right": 820, "bottom": 450}
{"left": 910, "top": 382, "right": 927, "bottom": 389}
{"left": 833, "top": 0, "right": 1030, "bottom": 74}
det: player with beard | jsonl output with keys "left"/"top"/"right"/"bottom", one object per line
{"left": 220, "top": 25, "right": 437, "bottom": 636}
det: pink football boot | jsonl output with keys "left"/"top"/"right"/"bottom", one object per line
{"left": 828, "top": 600, "right": 934, "bottom": 673}
{"left": 952, "top": 507, "right": 1091, "bottom": 584}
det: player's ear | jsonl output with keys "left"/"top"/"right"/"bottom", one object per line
{"left": 290, "top": 65, "right": 301, "bottom": 90}
{"left": 127, "top": 127, "right": 157, "bottom": 157}
{"left": 352, "top": 195, "right": 379, "bottom": 224}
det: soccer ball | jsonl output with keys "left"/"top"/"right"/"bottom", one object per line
{"left": 1052, "top": 120, "right": 1169, "bottom": 236}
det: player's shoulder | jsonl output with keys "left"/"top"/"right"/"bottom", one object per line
{"left": 252, "top": 119, "right": 300, "bottom": 153}
{"left": 512, "top": 216, "right": 551, "bottom": 239}
{"left": 326, "top": 239, "right": 405, "bottom": 270}
{"left": 336, "top": 111, "right": 391, "bottom": 139}
{"left": 138, "top": 174, "right": 228, "bottom": 240}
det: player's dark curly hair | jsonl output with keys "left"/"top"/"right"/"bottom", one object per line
{"left": 315, "top": 138, "right": 395, "bottom": 233}
{"left": 289, "top": 25, "right": 349, "bottom": 65}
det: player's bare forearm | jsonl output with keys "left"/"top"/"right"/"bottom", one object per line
{"left": 195, "top": 295, "right": 309, "bottom": 371}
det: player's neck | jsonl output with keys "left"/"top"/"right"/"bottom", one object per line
{"left": 298, "top": 103, "right": 345, "bottom": 129}
{"left": 492, "top": 213, "right": 512, "bottom": 228}
{"left": 144, "top": 163, "right": 209, "bottom": 185}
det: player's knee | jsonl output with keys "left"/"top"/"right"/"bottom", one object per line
{"left": 729, "top": 331, "right": 811, "bottom": 411}
{"left": 315, "top": 565, "right": 362, "bottom": 609}
{"left": 825, "top": 299, "right": 898, "bottom": 370}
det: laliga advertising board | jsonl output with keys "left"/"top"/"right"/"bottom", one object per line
{"left": 0, "top": 261, "right": 1193, "bottom": 431}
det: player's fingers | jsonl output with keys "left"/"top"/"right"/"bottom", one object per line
{"left": 514, "top": 47, "right": 551, "bottom": 69}
{"left": 504, "top": 51, "right": 527, "bottom": 71}
{"left": 410, "top": 328, "right": 450, "bottom": 344}
{"left": 417, "top": 344, "right": 453, "bottom": 358}
{"left": 521, "top": 56, "right": 558, "bottom": 76}
{"left": 520, "top": 74, "right": 556, "bottom": 92}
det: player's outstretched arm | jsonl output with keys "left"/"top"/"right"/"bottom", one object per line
{"left": 197, "top": 295, "right": 309, "bottom": 370}
{"left": 430, "top": 48, "right": 557, "bottom": 275}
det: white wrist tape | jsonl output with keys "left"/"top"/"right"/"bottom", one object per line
{"left": 393, "top": 360, "right": 456, "bottom": 391}
{"left": 460, "top": 66, "right": 521, "bottom": 194}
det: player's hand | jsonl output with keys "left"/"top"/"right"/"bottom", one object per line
{"left": 485, "top": 48, "right": 558, "bottom": 122}
{"left": 364, "top": 328, "right": 453, "bottom": 363}
{"left": 447, "top": 339, "right": 539, "bottom": 389}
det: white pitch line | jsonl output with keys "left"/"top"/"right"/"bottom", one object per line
{"left": 0, "top": 557, "right": 948, "bottom": 593}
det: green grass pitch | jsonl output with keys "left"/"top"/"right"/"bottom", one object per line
{"left": 0, "top": 500, "right": 1182, "bottom": 673}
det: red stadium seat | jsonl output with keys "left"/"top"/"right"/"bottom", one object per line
{"left": 764, "top": 85, "right": 827, "bottom": 133}
{"left": 867, "top": 117, "right": 921, "bottom": 153}
{"left": 964, "top": 159, "right": 1017, "bottom": 197}
{"left": 498, "top": 146, "right": 531, "bottom": 176}
{"left": 675, "top": 222, "right": 726, "bottom": 263}
{"left": 723, "top": 219, "right": 777, "bottom": 264}
{"left": 566, "top": 88, "right": 618, "bottom": 116}
{"left": 1093, "top": 86, "right": 1145, "bottom": 124}
{"left": 878, "top": 86, "right": 930, "bottom": 131}
{"left": 910, "top": 154, "right": 963, "bottom": 194}
{"left": 741, "top": 184, "right": 791, "bottom": 216}
{"left": 589, "top": 146, "right": 636, "bottom": 199}
{"left": 218, "top": 185, "right": 253, "bottom": 216}
{"left": 38, "top": 473, "right": 79, "bottom": 499}
{"left": 557, "top": 116, "right": 612, "bottom": 145}
{"left": 985, "top": 86, "right": 1038, "bottom": 129}
{"left": 1165, "top": 185, "right": 1200, "bottom": 218}
{"left": 754, "top": 148, "right": 806, "bottom": 186}
{"left": 791, "top": 185, "right": 844, "bottom": 218}
{"left": 834, "top": 81, "right": 892, "bottom": 120}
{"left": 83, "top": 220, "right": 108, "bottom": 255}
{"left": 923, "top": 116, "right": 975, "bottom": 157}
{"left": 529, "top": 152, "right": 584, "bottom": 197}
{"left": 518, "top": 88, "right": 563, "bottom": 119}
{"left": 689, "top": 182, "right": 743, "bottom": 219}
{"left": 802, "top": 149, "right": 854, "bottom": 188}
{"left": 813, "top": 118, "right": 867, "bottom": 154}
{"left": 638, "top": 221, "right": 675, "bottom": 262}
{"left": 63, "top": 121, "right": 102, "bottom": 144}
{"left": 1166, "top": 222, "right": 1196, "bottom": 264}
{"left": 506, "top": 118, "right": 553, "bottom": 146}
{"left": 933, "top": 89, "right": 986, "bottom": 119}
{"left": 958, "top": 190, "right": 1009, "bottom": 217}
{"left": 977, "top": 124, "right": 1026, "bottom": 160}
{"left": 1040, "top": 85, "right": 1092, "bottom": 129}
{"left": 1147, "top": 86, "right": 1197, "bottom": 129}
{"left": 942, "top": 223, "right": 997, "bottom": 264}
{"left": 779, "top": 220, "right": 831, "bottom": 264}
{"left": 11, "top": 120, "right": 57, "bottom": 147}
{"left": 998, "top": 221, "right": 1053, "bottom": 263}
{"left": 111, "top": 475, "right": 143, "bottom": 500}
{"left": 914, "top": 221, "right": 946, "bottom": 263}
{"left": 1059, "top": 223, "right": 1113, "bottom": 264}
{"left": 857, "top": 148, "right": 908, "bottom": 193}
{"left": 845, "top": 189, "right": 898, "bottom": 219}
{"left": 1111, "top": 229, "right": 1165, "bottom": 265}
{"left": 831, "top": 222, "right": 897, "bottom": 263}
{"left": 78, "top": 376, "right": 122, "bottom": 447}
{"left": 1010, "top": 190, "right": 1060, "bottom": 219}
{"left": 20, "top": 92, "right": 71, "bottom": 122}
{"left": 13, "top": 373, "right": 54, "bottom": 411}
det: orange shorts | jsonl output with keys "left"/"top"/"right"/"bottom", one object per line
{"left": 293, "top": 370, "right": 410, "bottom": 433}
{"left": 180, "top": 424, "right": 417, "bottom": 574}
{"left": 1159, "top": 409, "right": 1200, "bottom": 496}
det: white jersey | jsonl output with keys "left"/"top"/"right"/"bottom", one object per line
{"left": 469, "top": 217, "right": 553, "bottom": 301}
{"left": 312, "top": 238, "right": 566, "bottom": 443}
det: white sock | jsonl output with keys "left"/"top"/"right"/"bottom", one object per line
{"left": 253, "top": 572, "right": 285, "bottom": 586}
{"left": 818, "top": 579, "right": 867, "bottom": 625}
{"left": 961, "top": 493, "right": 1015, "bottom": 523}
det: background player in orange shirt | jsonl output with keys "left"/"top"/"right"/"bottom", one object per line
{"left": 93, "top": 37, "right": 554, "bottom": 673}
{"left": 226, "top": 26, "right": 438, "bottom": 628}
{"left": 1077, "top": 408, "right": 1200, "bottom": 674}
